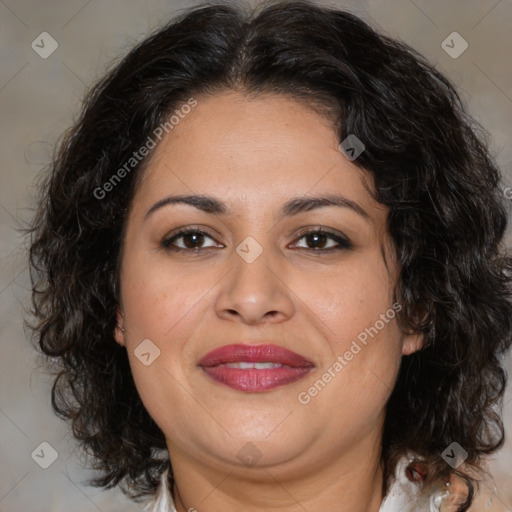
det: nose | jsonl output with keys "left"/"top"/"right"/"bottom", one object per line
{"left": 215, "top": 246, "right": 295, "bottom": 325}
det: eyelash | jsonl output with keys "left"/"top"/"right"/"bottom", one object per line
{"left": 161, "top": 226, "right": 353, "bottom": 253}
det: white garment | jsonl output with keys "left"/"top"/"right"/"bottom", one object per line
{"left": 142, "top": 455, "right": 448, "bottom": 512}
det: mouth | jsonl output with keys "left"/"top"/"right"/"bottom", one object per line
{"left": 198, "top": 343, "right": 314, "bottom": 392}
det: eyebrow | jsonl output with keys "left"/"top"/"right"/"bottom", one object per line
{"left": 144, "top": 193, "right": 370, "bottom": 221}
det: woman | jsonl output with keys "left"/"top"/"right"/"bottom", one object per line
{"left": 28, "top": 1, "right": 512, "bottom": 511}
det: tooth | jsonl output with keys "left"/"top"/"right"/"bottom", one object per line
{"left": 223, "top": 362, "right": 284, "bottom": 369}
{"left": 239, "top": 362, "right": 256, "bottom": 369}
{"left": 254, "top": 362, "right": 282, "bottom": 369}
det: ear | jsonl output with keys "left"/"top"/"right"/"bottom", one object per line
{"left": 114, "top": 309, "right": 126, "bottom": 347}
{"left": 401, "top": 332, "right": 424, "bottom": 356}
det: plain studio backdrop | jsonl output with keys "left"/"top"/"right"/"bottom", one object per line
{"left": 0, "top": 0, "right": 511, "bottom": 510}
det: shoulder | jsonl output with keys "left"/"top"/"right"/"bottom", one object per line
{"left": 380, "top": 454, "right": 449, "bottom": 512}
{"left": 142, "top": 469, "right": 177, "bottom": 512}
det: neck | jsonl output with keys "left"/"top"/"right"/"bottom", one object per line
{"left": 168, "top": 431, "right": 385, "bottom": 512}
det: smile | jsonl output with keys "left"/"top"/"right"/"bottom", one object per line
{"left": 198, "top": 343, "right": 314, "bottom": 392}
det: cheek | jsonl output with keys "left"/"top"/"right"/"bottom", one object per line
{"left": 299, "top": 311, "right": 401, "bottom": 443}
{"left": 119, "top": 267, "right": 198, "bottom": 430}
{"left": 293, "top": 255, "right": 401, "bottom": 415}
{"left": 119, "top": 258, "right": 208, "bottom": 410}
{"left": 122, "top": 253, "right": 209, "bottom": 342}
{"left": 292, "top": 252, "right": 396, "bottom": 348}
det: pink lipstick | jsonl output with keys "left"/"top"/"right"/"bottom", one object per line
{"left": 198, "top": 344, "right": 314, "bottom": 392}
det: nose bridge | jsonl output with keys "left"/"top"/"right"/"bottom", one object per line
{"left": 215, "top": 234, "right": 295, "bottom": 324}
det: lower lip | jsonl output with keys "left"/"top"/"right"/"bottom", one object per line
{"left": 200, "top": 366, "right": 313, "bottom": 392}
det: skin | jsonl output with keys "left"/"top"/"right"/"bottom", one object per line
{"left": 114, "top": 90, "right": 424, "bottom": 512}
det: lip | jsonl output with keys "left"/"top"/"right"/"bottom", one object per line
{"left": 198, "top": 343, "right": 314, "bottom": 392}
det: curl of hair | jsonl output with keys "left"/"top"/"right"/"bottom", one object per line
{"left": 28, "top": 1, "right": 512, "bottom": 508}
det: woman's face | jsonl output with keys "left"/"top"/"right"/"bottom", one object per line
{"left": 115, "top": 90, "right": 423, "bottom": 476}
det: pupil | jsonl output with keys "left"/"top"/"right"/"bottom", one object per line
{"left": 308, "top": 233, "right": 326, "bottom": 249}
{"left": 184, "top": 233, "right": 203, "bottom": 248}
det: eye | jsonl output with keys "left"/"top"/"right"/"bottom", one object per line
{"left": 161, "top": 226, "right": 352, "bottom": 252}
{"left": 161, "top": 228, "right": 222, "bottom": 251}
{"left": 291, "top": 228, "right": 353, "bottom": 251}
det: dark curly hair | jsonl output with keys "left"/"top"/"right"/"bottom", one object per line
{"left": 28, "top": 0, "right": 512, "bottom": 509}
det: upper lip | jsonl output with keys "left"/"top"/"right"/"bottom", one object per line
{"left": 198, "top": 344, "right": 314, "bottom": 368}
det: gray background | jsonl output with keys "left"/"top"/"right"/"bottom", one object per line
{"left": 1, "top": 0, "right": 511, "bottom": 510}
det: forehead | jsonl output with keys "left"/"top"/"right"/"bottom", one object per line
{"left": 133, "top": 90, "right": 383, "bottom": 222}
